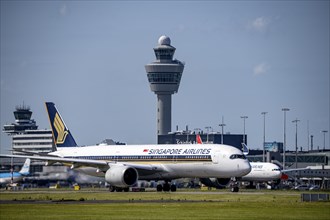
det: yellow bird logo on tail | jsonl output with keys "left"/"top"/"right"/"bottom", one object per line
{"left": 53, "top": 113, "right": 68, "bottom": 144}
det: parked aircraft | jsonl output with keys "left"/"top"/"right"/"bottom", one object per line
{"left": 242, "top": 162, "right": 282, "bottom": 182}
{"left": 0, "top": 158, "right": 31, "bottom": 185}
{"left": 196, "top": 138, "right": 281, "bottom": 191}
{"left": 0, "top": 102, "right": 251, "bottom": 192}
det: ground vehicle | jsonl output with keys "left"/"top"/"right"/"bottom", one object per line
{"left": 294, "top": 185, "right": 310, "bottom": 190}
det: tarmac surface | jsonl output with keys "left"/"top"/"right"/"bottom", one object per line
{"left": 0, "top": 199, "right": 215, "bottom": 204}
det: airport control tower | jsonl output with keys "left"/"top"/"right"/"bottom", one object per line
{"left": 3, "top": 104, "right": 38, "bottom": 134}
{"left": 145, "top": 36, "right": 185, "bottom": 140}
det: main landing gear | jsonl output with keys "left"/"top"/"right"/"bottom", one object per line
{"left": 109, "top": 186, "right": 129, "bottom": 192}
{"left": 156, "top": 181, "right": 177, "bottom": 192}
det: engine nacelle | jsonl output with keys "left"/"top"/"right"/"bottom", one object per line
{"left": 200, "top": 178, "right": 231, "bottom": 189}
{"left": 105, "top": 165, "right": 138, "bottom": 187}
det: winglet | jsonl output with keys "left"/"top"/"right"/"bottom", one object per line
{"left": 45, "top": 102, "right": 78, "bottom": 148}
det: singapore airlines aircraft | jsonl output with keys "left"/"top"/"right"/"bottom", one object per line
{"left": 0, "top": 158, "right": 31, "bottom": 185}
{"left": 0, "top": 102, "right": 251, "bottom": 192}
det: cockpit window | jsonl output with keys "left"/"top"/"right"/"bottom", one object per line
{"left": 229, "top": 154, "right": 246, "bottom": 160}
{"left": 272, "top": 168, "right": 281, "bottom": 171}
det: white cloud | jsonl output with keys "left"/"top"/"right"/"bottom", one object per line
{"left": 59, "top": 3, "right": 68, "bottom": 16}
{"left": 253, "top": 62, "right": 270, "bottom": 76}
{"left": 247, "top": 17, "right": 270, "bottom": 32}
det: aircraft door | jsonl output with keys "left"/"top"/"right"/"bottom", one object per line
{"left": 172, "top": 154, "right": 178, "bottom": 163}
{"left": 115, "top": 150, "right": 120, "bottom": 162}
{"left": 212, "top": 151, "right": 220, "bottom": 164}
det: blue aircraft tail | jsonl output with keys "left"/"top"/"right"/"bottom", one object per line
{"left": 45, "top": 102, "right": 78, "bottom": 148}
{"left": 242, "top": 143, "right": 249, "bottom": 156}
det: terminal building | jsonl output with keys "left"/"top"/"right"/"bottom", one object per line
{"left": 158, "top": 130, "right": 245, "bottom": 150}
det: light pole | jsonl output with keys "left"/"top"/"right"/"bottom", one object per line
{"left": 261, "top": 112, "right": 268, "bottom": 162}
{"left": 241, "top": 116, "right": 248, "bottom": 144}
{"left": 307, "top": 120, "right": 309, "bottom": 151}
{"left": 321, "top": 130, "right": 328, "bottom": 150}
{"left": 292, "top": 118, "right": 300, "bottom": 186}
{"left": 219, "top": 116, "right": 226, "bottom": 144}
{"left": 311, "top": 135, "right": 314, "bottom": 151}
{"left": 282, "top": 108, "right": 290, "bottom": 169}
{"left": 292, "top": 119, "right": 300, "bottom": 170}
{"left": 205, "top": 126, "right": 212, "bottom": 143}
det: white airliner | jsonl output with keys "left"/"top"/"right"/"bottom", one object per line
{"left": 200, "top": 162, "right": 282, "bottom": 190}
{"left": 242, "top": 162, "right": 282, "bottom": 182}
{"left": 0, "top": 158, "right": 31, "bottom": 185}
{"left": 196, "top": 135, "right": 282, "bottom": 190}
{"left": 0, "top": 102, "right": 251, "bottom": 192}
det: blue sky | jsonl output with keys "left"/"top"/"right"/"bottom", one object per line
{"left": 1, "top": 1, "right": 329, "bottom": 154}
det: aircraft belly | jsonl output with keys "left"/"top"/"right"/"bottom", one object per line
{"left": 0, "top": 178, "right": 8, "bottom": 184}
{"left": 0, "top": 177, "right": 22, "bottom": 184}
{"left": 148, "top": 163, "right": 229, "bottom": 179}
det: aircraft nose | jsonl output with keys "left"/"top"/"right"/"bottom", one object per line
{"left": 243, "top": 161, "right": 252, "bottom": 175}
{"left": 275, "top": 171, "right": 282, "bottom": 178}
{"left": 238, "top": 160, "right": 251, "bottom": 176}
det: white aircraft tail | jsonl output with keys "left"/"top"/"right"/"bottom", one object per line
{"left": 19, "top": 158, "right": 31, "bottom": 175}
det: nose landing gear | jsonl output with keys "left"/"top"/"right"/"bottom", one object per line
{"left": 230, "top": 177, "right": 240, "bottom": 192}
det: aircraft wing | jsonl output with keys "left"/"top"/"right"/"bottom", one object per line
{"left": 8, "top": 149, "right": 59, "bottom": 157}
{"left": 282, "top": 167, "right": 311, "bottom": 173}
{"left": 121, "top": 162, "right": 167, "bottom": 176}
{"left": 0, "top": 154, "right": 165, "bottom": 175}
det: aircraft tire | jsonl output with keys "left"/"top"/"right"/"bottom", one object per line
{"left": 156, "top": 184, "right": 163, "bottom": 192}
{"left": 170, "top": 184, "right": 177, "bottom": 192}
{"left": 231, "top": 186, "right": 239, "bottom": 192}
{"left": 109, "top": 186, "right": 116, "bottom": 192}
{"left": 115, "top": 187, "right": 123, "bottom": 192}
{"left": 163, "top": 183, "right": 170, "bottom": 192}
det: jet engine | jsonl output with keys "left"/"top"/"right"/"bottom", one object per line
{"left": 105, "top": 165, "right": 138, "bottom": 187}
{"left": 200, "top": 178, "right": 231, "bottom": 189}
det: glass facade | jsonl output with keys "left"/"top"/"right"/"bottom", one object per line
{"left": 264, "top": 142, "right": 283, "bottom": 153}
{"left": 147, "top": 72, "right": 182, "bottom": 84}
{"left": 154, "top": 49, "right": 174, "bottom": 60}
{"left": 14, "top": 110, "right": 32, "bottom": 120}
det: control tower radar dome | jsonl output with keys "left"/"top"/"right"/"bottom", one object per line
{"left": 158, "top": 35, "right": 171, "bottom": 45}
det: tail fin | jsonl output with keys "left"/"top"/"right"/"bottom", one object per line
{"left": 242, "top": 143, "right": 249, "bottom": 155}
{"left": 19, "top": 158, "right": 30, "bottom": 175}
{"left": 196, "top": 134, "right": 203, "bottom": 144}
{"left": 45, "top": 102, "right": 78, "bottom": 147}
